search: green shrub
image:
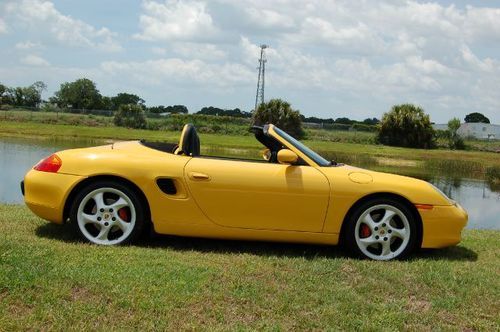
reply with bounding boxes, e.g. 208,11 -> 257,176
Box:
486,166 -> 500,191
114,104 -> 147,129
351,123 -> 377,132
253,99 -> 304,139
446,118 -> 465,150
324,123 -> 351,131
377,104 -> 435,149
40,103 -> 61,113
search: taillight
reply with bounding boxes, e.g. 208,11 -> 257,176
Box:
34,154 -> 62,173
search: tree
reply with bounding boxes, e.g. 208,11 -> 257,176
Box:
21,85 -> 43,107
335,117 -> 354,125
148,105 -> 167,114
446,118 -> 465,150
113,104 -> 147,129
253,99 -> 304,139
53,78 -> 102,109
0,83 -> 7,105
99,96 -> 114,110
32,81 -> 47,99
111,93 -> 145,110
377,104 -> 435,149
197,106 -> 225,116
464,112 -> 490,124
148,105 -> 189,114
165,105 -> 188,114
2,82 -> 45,107
197,106 -> 250,117
302,116 -> 335,124
363,117 -> 380,125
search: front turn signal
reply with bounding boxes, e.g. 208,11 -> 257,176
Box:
415,204 -> 434,210
34,154 -> 62,173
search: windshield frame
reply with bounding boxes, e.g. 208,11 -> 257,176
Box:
267,125 -> 331,167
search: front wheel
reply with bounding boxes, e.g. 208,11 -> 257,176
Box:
70,181 -> 145,245
344,198 -> 418,260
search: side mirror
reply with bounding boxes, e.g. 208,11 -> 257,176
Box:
277,149 -> 298,165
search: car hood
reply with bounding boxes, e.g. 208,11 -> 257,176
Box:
320,164 -> 452,206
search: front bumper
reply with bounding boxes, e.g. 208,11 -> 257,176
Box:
420,203 -> 468,248
23,169 -> 85,224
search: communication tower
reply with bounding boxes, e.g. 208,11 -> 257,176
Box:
254,44 -> 268,111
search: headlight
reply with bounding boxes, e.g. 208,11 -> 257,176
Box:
427,182 -> 454,204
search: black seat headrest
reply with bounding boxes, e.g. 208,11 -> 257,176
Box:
176,124 -> 200,157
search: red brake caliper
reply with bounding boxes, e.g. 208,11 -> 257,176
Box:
360,224 -> 371,238
118,208 -> 129,222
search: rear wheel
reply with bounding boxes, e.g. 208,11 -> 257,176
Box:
344,198 -> 418,260
70,181 -> 145,245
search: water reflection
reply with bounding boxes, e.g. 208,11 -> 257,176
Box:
429,177 -> 499,229
0,137 -> 95,203
1,137 -> 498,230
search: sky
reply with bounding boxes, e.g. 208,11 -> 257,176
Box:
0,0 -> 499,123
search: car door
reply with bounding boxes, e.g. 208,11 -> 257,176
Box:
184,157 -> 330,232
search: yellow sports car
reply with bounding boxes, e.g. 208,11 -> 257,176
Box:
22,124 -> 467,260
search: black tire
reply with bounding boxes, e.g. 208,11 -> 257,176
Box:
343,198 -> 418,260
69,180 -> 146,245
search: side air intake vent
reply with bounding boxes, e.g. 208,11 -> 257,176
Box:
156,178 -> 177,195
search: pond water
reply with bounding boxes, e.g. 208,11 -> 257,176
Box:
1,137 -> 498,230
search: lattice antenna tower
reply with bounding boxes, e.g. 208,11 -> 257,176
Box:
254,44 -> 268,111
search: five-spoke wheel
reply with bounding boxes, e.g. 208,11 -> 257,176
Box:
344,198 -> 418,260
70,181 -> 145,245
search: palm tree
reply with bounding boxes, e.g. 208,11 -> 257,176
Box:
253,99 -> 304,139
377,104 -> 435,148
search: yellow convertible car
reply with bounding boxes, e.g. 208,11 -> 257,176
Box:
22,124 -> 467,260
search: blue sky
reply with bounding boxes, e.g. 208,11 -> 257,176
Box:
1,0 -> 499,123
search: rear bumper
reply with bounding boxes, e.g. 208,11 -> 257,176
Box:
420,203 -> 468,248
23,170 -> 85,224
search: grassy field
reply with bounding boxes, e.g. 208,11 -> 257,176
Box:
2,108 -> 500,151
0,205 -> 499,330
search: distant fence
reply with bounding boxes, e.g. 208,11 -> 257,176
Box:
0,105 -> 115,117
303,121 -> 377,132
0,105 -> 187,119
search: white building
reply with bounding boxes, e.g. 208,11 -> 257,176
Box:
457,123 -> 500,140
432,123 -> 500,140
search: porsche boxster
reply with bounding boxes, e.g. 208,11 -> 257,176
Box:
22,124 -> 467,260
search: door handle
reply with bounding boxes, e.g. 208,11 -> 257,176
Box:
188,172 -> 210,181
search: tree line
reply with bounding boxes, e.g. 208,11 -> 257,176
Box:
1,78 -> 381,124
0,78 -> 249,117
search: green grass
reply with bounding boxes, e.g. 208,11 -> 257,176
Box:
3,108 -> 500,150
0,205 -> 499,330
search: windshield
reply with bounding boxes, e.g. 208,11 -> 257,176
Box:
273,127 -> 331,166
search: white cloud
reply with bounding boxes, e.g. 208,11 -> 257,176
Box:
464,6 -> 500,44
15,41 -> 42,50
5,0 -> 121,52
0,18 -> 7,34
135,0 -> 218,42
20,54 -> 50,66
172,43 -> 226,60
100,58 -> 254,90
244,7 -> 295,29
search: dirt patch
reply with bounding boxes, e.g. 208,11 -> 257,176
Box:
406,295 -> 431,313
377,157 -> 419,167
70,286 -> 93,302
8,301 -> 34,317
